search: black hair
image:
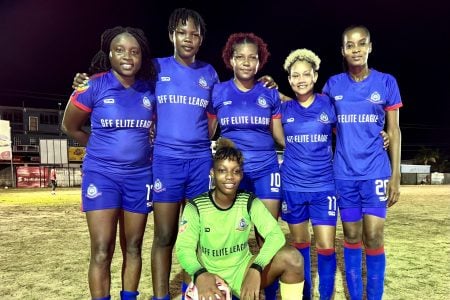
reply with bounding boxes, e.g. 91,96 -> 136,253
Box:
341,25 -> 371,72
168,8 -> 206,39
213,138 -> 244,167
89,26 -> 155,81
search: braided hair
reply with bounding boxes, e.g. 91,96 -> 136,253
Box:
89,26 -> 155,81
168,8 -> 206,38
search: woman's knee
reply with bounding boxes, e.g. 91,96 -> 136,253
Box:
363,230 -> 384,248
154,226 -> 178,247
277,246 -> 304,270
91,243 -> 114,265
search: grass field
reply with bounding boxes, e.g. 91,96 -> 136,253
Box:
0,185 -> 449,299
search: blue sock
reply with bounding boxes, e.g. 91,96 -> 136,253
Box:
152,295 -> 170,300
263,278 -> 279,300
120,290 -> 139,300
317,249 -> 336,300
344,242 -> 363,300
293,242 -> 311,299
366,247 -> 386,300
181,281 -> 189,300
92,296 -> 111,300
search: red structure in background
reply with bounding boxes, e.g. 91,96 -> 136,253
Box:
16,166 -> 49,188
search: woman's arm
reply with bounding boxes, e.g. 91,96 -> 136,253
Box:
61,102 -> 91,146
270,118 -> 285,148
386,109 -> 401,207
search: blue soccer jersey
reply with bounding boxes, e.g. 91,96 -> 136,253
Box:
280,94 -> 336,192
211,80 -> 281,174
322,69 -> 403,179
70,71 -> 155,174
152,56 -> 219,158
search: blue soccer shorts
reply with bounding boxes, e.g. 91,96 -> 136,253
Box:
239,163 -> 281,200
336,177 -> 390,222
152,155 -> 212,203
81,168 -> 153,214
281,190 -> 338,226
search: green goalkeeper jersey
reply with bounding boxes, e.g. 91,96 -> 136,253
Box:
175,190 -> 285,287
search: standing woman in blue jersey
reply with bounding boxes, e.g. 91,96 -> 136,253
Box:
280,49 -> 338,300
210,32 -> 284,227
209,33 -> 284,300
62,27 -> 155,300
150,9 -> 220,300
322,25 -> 402,300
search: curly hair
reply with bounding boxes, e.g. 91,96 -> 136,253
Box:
213,138 -> 244,167
168,8 -> 206,39
283,48 -> 321,74
89,26 -> 155,81
221,32 -> 270,71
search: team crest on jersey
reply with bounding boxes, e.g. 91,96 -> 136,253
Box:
257,96 -> 269,108
142,96 -> 152,109
161,76 -> 171,81
86,184 -> 102,199
367,91 -> 382,104
223,101 -> 232,106
334,95 -> 343,101
318,112 -> 330,123
178,219 -> 188,233
198,77 -> 209,89
236,218 -> 248,231
152,179 -> 166,193
287,117 -> 295,123
103,98 -> 115,104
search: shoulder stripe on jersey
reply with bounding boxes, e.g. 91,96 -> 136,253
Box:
385,103 -> 403,111
207,112 -> 217,119
70,95 -> 92,112
246,191 -> 257,215
272,113 -> 281,119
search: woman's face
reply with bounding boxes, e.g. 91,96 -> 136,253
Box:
230,43 -> 259,82
212,158 -> 243,198
341,27 -> 372,68
288,60 -> 317,97
170,17 -> 203,64
109,33 -> 142,79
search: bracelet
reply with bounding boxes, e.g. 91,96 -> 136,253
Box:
249,263 -> 263,274
193,268 -> 208,284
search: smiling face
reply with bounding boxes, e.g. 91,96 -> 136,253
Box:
109,32 -> 142,82
211,158 -> 243,200
230,42 -> 259,83
170,17 -> 203,65
341,27 -> 372,68
288,60 -> 317,98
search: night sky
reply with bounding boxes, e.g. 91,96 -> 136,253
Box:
1,0 -> 449,159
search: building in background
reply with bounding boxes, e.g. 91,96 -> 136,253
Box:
0,104 -> 85,187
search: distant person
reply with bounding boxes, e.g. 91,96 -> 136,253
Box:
322,25 -> 402,300
175,138 -> 304,300
62,26 -> 156,300
50,168 -> 57,195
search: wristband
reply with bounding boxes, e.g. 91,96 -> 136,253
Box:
249,263 -> 263,274
193,268 -> 208,284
